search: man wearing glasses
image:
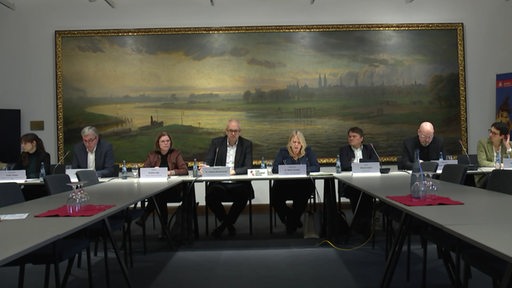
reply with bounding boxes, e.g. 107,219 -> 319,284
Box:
400,121 -> 446,170
201,119 -> 254,238
477,121 -> 512,168
72,126 -> 115,177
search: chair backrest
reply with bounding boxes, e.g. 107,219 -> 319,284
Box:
50,164 -> 66,175
420,161 -> 438,173
0,182 -> 25,207
439,164 -> 468,185
485,170 -> 512,195
44,174 -> 72,195
76,170 -> 100,187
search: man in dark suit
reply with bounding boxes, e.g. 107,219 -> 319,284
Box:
400,121 -> 446,170
339,127 -> 379,237
201,119 -> 254,238
71,126 -> 115,177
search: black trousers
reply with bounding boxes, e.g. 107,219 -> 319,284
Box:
205,182 -> 252,227
270,179 -> 315,230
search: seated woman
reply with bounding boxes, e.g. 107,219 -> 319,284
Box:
13,133 -> 50,179
137,131 -> 189,238
270,130 -> 320,234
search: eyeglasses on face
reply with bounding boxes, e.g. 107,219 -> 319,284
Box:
488,129 -> 500,136
226,129 -> 240,133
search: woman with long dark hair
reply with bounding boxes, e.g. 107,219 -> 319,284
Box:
14,133 -> 50,179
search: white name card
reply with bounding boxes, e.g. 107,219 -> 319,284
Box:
0,170 -> 26,181
435,159 -> 458,173
278,164 -> 307,176
140,167 -> 168,178
503,158 -> 512,169
351,162 -> 380,175
202,166 -> 231,178
248,169 -> 269,177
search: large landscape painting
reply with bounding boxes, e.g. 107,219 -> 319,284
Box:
55,23 -> 466,165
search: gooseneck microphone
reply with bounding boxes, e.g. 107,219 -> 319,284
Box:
53,150 -> 70,174
370,143 -> 391,174
369,143 -> 381,163
459,139 -> 472,165
213,147 -> 219,167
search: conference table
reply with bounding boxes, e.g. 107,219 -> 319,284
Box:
336,171 -> 512,288
0,177 -> 183,287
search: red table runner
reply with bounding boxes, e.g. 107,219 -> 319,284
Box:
387,195 -> 463,207
35,204 -> 115,217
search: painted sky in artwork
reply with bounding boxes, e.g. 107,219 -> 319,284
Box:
62,28 -> 458,98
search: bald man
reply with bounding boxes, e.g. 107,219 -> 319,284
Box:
400,121 -> 446,170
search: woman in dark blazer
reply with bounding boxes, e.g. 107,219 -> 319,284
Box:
271,130 -> 320,234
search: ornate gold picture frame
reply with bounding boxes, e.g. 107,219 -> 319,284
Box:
55,23 -> 466,164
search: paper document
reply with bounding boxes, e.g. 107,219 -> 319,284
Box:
0,213 -> 29,220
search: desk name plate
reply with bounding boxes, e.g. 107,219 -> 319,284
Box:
351,162 -> 380,174
0,170 -> 26,181
140,167 -> 168,178
503,158 -> 512,169
247,169 -> 269,177
202,166 -> 231,177
278,164 -> 307,176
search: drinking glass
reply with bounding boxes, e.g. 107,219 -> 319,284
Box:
266,161 -> 273,175
132,164 -> 139,178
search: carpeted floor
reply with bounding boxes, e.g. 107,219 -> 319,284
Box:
1,207 -> 491,288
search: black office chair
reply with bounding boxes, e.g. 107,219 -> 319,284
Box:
43,174 -> 73,195
420,161 -> 439,173
0,182 -> 25,207
439,164 -> 468,184
484,169 -> 512,194
75,170 -> 100,186
0,182 -> 92,288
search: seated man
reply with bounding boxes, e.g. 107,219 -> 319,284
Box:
400,121 -> 446,170
72,126 -> 116,177
339,127 -> 379,237
202,119 -> 254,238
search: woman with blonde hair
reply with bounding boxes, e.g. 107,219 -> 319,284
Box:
270,130 -> 320,234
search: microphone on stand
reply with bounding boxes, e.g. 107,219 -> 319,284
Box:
213,147 -> 219,167
53,150 -> 70,174
459,139 -> 476,170
369,143 -> 381,163
369,143 -> 390,174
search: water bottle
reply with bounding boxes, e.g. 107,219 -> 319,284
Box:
39,162 -> 46,180
260,156 -> 266,169
410,149 -> 425,199
121,160 -> 128,179
335,154 -> 342,174
495,151 -> 501,169
192,158 -> 198,177
439,152 -> 443,161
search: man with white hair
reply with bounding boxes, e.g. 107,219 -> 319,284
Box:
72,126 -> 115,177
400,121 -> 446,170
